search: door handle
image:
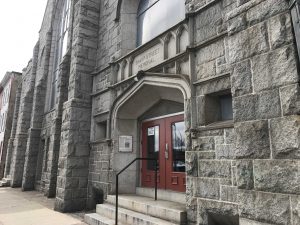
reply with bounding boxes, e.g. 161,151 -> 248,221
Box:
165,143 -> 169,159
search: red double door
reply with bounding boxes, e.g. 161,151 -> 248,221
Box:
141,114 -> 186,192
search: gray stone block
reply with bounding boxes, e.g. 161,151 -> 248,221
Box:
280,84 -> 300,116
252,45 -> 298,92
215,135 -> 224,145
268,12 -> 293,50
232,165 -> 237,186
291,196 -> 300,225
195,2 -> 222,43
198,151 -> 216,159
233,90 -> 281,122
196,60 -> 216,81
228,12 -> 248,35
196,75 -> 231,95
194,177 -> 220,200
216,144 -> 235,159
238,189 -> 291,225
186,151 -> 198,176
254,159 -> 300,194
235,121 -> 270,159
231,60 -> 253,97
270,116 -> 300,159
186,198 -> 197,223
198,160 -> 231,179
236,160 -> 254,189
220,185 -> 238,203
228,22 -> 269,63
196,39 -> 225,65
240,218 -> 274,225
196,95 -> 205,126
247,0 -> 289,27
195,137 -> 215,151
225,128 -> 235,144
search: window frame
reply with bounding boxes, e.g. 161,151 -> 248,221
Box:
50,0 -> 71,109
136,0 -> 185,46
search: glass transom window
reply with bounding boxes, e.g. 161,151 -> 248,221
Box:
137,0 -> 185,46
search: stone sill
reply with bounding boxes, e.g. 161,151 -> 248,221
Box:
91,87 -> 110,97
193,72 -> 230,86
198,120 -> 234,131
89,139 -> 112,145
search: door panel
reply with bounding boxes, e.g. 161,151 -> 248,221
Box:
165,115 -> 186,192
141,114 -> 186,192
141,119 -> 166,189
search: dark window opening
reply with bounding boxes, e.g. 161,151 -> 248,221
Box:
96,121 -> 107,140
208,213 -> 239,225
219,94 -> 233,121
205,92 -> 233,125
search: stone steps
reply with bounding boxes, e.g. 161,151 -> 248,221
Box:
84,213 -> 126,225
96,203 -> 179,225
106,195 -> 187,224
136,187 -> 185,203
0,178 -> 11,187
84,192 -> 187,225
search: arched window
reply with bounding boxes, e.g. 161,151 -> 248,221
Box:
137,0 -> 185,46
50,0 -> 71,108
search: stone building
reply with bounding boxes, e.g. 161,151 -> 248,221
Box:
1,0 -> 300,224
0,71 -> 21,180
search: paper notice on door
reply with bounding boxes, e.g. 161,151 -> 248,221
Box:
148,127 -> 155,136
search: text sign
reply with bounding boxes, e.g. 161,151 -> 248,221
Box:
132,44 -> 163,74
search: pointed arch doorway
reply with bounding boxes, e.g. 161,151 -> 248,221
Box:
110,73 -> 190,194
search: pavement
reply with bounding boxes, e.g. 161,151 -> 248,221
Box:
0,187 -> 90,225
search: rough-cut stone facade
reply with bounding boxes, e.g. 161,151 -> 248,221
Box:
2,0 -> 300,224
0,72 -> 21,179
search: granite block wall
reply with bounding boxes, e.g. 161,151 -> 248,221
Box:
185,0 -> 300,224
54,0 -> 101,212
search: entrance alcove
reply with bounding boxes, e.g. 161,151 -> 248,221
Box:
110,75 -> 190,194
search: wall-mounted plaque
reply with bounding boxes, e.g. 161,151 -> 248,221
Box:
132,43 -> 163,74
119,135 -> 133,152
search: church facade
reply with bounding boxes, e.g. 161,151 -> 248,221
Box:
2,0 -> 300,224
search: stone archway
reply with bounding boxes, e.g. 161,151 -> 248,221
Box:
109,72 -> 191,194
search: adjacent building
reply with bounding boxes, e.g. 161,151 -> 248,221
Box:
0,72 -> 21,179
1,0 -> 300,224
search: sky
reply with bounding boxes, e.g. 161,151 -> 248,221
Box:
0,0 -> 48,80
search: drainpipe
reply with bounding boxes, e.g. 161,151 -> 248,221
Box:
290,0 -> 300,62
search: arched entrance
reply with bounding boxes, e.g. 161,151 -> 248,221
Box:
110,73 -> 191,194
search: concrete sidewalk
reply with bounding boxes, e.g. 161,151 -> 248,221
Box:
0,187 -> 88,225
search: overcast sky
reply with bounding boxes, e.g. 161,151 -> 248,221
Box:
0,0 -> 48,80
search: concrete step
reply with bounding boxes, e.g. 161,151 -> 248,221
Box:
84,213 -> 124,225
0,178 -> 11,187
96,203 -> 179,225
106,195 -> 187,224
136,187 -> 185,203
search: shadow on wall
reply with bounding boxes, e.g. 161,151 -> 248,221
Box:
92,185 -> 104,205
